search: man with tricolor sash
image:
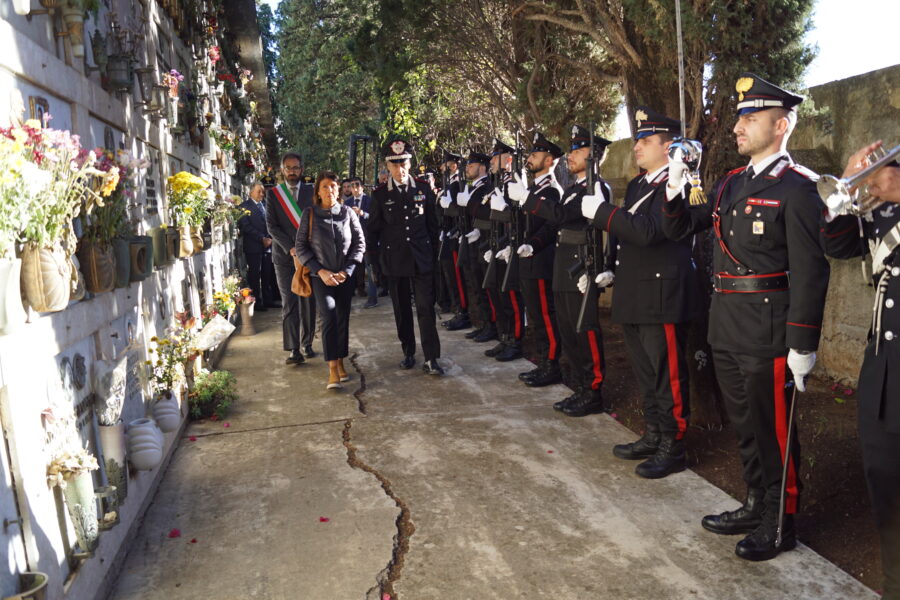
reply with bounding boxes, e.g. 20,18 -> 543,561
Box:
265,152 -> 318,364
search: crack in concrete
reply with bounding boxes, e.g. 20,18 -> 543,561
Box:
342,420 -> 414,600
182,418 -> 353,438
349,352 -> 368,415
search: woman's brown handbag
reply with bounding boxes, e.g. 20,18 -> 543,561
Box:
291,210 -> 314,297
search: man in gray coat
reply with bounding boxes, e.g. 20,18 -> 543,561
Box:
265,152 -> 317,363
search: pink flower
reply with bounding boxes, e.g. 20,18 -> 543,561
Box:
223,422 -> 230,428
168,528 -> 181,538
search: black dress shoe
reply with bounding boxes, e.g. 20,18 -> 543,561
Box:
465,325 -> 485,339
701,488 -> 765,535
285,349 -> 305,364
560,389 -> 604,415
735,511 -> 796,561
422,359 -> 444,376
518,362 -> 544,381
484,340 -> 506,357
635,435 -> 686,479
304,345 -> 317,359
494,341 -> 522,362
399,355 -> 416,369
443,313 -> 472,331
472,325 -> 498,343
378,288 -> 389,297
613,425 -> 661,460
524,362 -> 563,387
553,389 -> 581,412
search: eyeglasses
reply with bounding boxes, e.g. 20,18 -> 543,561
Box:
282,166 -> 302,172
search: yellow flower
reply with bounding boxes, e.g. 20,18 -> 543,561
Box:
100,167 -> 120,197
151,336 -> 158,342
184,206 -> 194,214
24,119 -> 41,129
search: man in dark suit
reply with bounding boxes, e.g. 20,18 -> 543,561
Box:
238,182 -> 277,311
265,152 -> 318,364
662,74 -> 830,561
368,137 -> 444,375
346,177 -> 376,302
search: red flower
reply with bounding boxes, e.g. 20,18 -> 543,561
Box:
168,528 -> 182,538
319,517 -> 330,523
189,436 -> 198,442
190,538 -> 198,544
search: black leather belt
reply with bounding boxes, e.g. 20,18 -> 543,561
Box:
558,228 -> 587,245
473,218 -> 492,231
714,272 -> 790,293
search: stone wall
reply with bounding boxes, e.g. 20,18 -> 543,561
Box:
596,64 -> 900,384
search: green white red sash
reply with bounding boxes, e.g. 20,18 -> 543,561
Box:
272,183 -> 303,228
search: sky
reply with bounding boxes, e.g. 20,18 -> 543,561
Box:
259,0 -> 897,139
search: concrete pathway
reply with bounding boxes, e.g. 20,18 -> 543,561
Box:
108,301 -> 877,600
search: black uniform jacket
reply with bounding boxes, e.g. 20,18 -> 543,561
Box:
368,175 -> 440,277
518,173 -> 562,280
825,203 -> 900,429
465,176 -> 495,257
662,154 -> 830,356
265,183 -> 314,260
591,169 -> 699,325
524,177 -> 610,294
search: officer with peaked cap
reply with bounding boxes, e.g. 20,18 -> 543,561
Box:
661,73 -> 829,560
507,132 -> 564,388
459,151 -> 498,343
437,150 -> 472,331
524,125 -> 612,413
581,110 -> 698,475
368,137 -> 444,375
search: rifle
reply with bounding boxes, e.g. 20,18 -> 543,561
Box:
455,182 -> 469,268
500,132 -> 522,292
575,123 -> 602,333
482,147 -> 503,289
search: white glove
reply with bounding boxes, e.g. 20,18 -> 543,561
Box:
595,270 -> 615,287
516,244 -> 534,258
507,172 -> 529,204
580,181 -> 607,219
457,185 -> 471,207
577,273 -> 590,294
448,230 -> 460,240
439,231 -> 446,241
439,190 -> 452,209
787,349 -> 816,392
483,250 -> 493,263
465,228 -> 481,243
667,158 -> 688,190
496,246 -> 511,262
489,189 -> 507,212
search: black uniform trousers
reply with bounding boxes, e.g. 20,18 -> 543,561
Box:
485,262 -> 523,341
859,341 -> 900,600
621,323 -> 690,438
713,349 -> 801,513
311,276 -> 353,361
439,243 -> 468,315
555,290 -> 604,392
521,277 -> 560,361
244,251 -> 275,307
464,255 -> 493,326
388,270 -> 441,361
273,252 -> 317,351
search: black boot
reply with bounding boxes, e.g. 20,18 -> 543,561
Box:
494,339 -> 522,362
560,388 -> 604,416
473,323 -> 498,343
735,509 -> 796,561
525,360 -> 563,387
553,387 -> 581,412
443,312 -> 472,331
613,423 -> 660,460
518,361 -> 544,381
484,337 -> 507,357
465,324 -> 485,339
635,434 -> 686,479
701,487 -> 765,535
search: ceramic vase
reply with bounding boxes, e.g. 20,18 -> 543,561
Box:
152,393 -> 181,433
126,418 -> 163,470
61,471 -> 99,553
98,422 -> 127,505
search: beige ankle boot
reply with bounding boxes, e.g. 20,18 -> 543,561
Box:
337,358 -> 350,382
327,360 -> 342,389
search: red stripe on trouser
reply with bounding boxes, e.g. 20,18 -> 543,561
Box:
509,291 -> 522,339
486,292 -> 496,322
452,251 -> 467,309
774,356 -> 798,514
586,330 -> 603,390
537,279 -> 558,360
663,324 -> 687,439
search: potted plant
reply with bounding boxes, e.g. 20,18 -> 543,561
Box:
77,149 -> 122,293
93,355 -> 128,506
47,446 -> 100,553
236,287 -> 255,336
166,171 -> 211,258
188,369 -> 237,420
146,316 -> 197,433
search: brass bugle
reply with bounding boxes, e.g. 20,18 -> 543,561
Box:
818,144 -> 900,216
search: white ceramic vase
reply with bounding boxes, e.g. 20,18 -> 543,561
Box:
61,471 -> 99,552
98,422 -> 127,505
126,418 -> 164,470
152,393 -> 181,433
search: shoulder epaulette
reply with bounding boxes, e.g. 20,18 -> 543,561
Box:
789,164 -> 819,181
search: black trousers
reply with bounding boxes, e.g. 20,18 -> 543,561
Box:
621,322 -> 690,438
858,342 -> 900,599
244,251 -> 276,306
273,252 -> 317,351
463,256 -> 492,326
311,276 -> 353,361
556,290 -> 605,392
713,349 -> 801,513
441,249 -> 468,315
521,277 -> 560,361
388,271 -> 441,361
487,263 -> 523,340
